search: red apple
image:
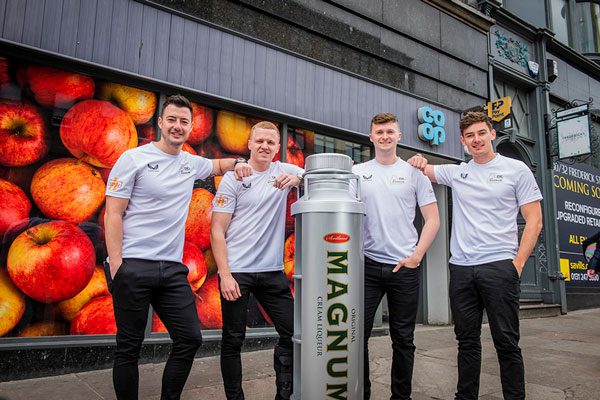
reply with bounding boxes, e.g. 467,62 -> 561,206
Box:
0,269 -> 26,336
0,57 -> 10,87
284,233 -> 295,282
0,101 -> 49,167
0,178 -> 31,236
97,167 -> 112,183
197,141 -> 224,158
31,158 -> 106,223
58,266 -> 109,322
274,135 -> 305,167
183,241 -> 208,292
18,64 -> 94,108
285,190 -> 297,233
286,135 -> 305,167
185,188 -> 214,251
7,221 -> 96,303
203,248 -> 218,276
182,142 -> 197,155
152,310 -> 168,333
196,274 -> 222,329
216,111 -> 251,155
96,82 -> 157,125
187,103 -> 214,145
70,295 -> 117,335
138,124 -> 157,141
60,99 -> 138,168
18,321 -> 68,337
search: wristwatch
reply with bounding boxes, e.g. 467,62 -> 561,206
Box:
233,157 -> 247,167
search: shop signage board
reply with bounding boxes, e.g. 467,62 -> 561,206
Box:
556,104 -> 591,159
553,161 -> 600,286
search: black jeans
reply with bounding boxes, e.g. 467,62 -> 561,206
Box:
363,257 -> 420,400
449,259 -> 524,400
104,258 -> 203,400
220,271 -> 294,400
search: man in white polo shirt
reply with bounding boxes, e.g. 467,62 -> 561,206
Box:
352,112 -> 440,400
408,111 -> 543,400
211,121 -> 303,400
104,94 -> 252,400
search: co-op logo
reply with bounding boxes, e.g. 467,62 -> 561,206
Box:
417,106 -> 446,146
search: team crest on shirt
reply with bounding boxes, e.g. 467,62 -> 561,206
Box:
267,175 -> 276,184
147,163 -> 159,172
179,162 -> 191,175
242,182 -> 252,189
391,175 -> 405,184
488,173 -> 504,183
362,174 -> 373,182
108,177 -> 124,192
215,194 -> 228,207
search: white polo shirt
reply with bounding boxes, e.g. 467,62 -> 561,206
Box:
106,143 -> 213,262
434,154 -> 542,266
212,161 -> 303,273
352,158 -> 437,264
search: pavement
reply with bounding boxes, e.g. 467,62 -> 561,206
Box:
1,308 -> 600,400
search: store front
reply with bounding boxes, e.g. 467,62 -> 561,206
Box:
0,0 -> 487,380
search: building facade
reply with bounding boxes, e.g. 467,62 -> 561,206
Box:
7,0 -> 583,380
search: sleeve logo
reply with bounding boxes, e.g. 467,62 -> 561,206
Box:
215,194 -> 228,207
108,177 -> 124,191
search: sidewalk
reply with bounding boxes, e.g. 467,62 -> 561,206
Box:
2,308 -> 600,399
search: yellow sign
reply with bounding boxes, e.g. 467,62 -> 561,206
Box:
485,97 -> 512,122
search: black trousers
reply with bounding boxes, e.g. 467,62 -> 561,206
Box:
449,259 -> 524,400
104,258 -> 203,400
219,271 -> 294,400
363,257 -> 421,400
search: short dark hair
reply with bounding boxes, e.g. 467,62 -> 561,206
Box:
371,112 -> 398,127
459,111 -> 493,134
162,94 -> 193,117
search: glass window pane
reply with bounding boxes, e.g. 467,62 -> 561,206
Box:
576,2 -> 600,54
550,0 -> 570,44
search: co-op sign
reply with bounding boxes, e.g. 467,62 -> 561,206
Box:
417,106 -> 446,146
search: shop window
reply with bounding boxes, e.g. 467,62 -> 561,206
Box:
0,55 -> 162,338
576,1 -> 600,55
550,0 -> 571,45
493,79 -> 532,139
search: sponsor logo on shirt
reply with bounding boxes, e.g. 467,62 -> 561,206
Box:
242,182 -> 252,189
391,175 -> 405,184
108,177 -> 124,192
488,173 -> 504,183
179,162 -> 191,175
460,173 -> 468,179
362,174 -> 373,182
215,194 -> 228,207
147,163 -> 159,172
267,175 -> 276,184
323,233 -> 350,243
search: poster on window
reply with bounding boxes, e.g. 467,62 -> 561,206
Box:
553,161 -> 600,286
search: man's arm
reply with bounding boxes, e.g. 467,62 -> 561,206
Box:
104,196 -> 130,278
210,211 -> 241,301
273,173 -> 302,190
211,158 -> 253,181
407,154 -> 437,183
513,200 -> 543,276
393,202 -> 440,272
